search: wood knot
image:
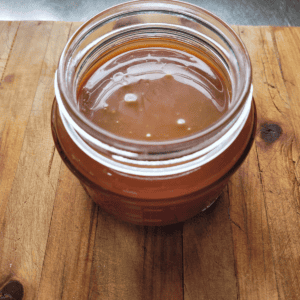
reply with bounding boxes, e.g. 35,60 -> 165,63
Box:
0,280 -> 24,300
3,75 -> 15,83
260,123 -> 282,144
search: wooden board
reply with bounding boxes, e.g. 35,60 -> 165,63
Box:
1,22 -> 300,300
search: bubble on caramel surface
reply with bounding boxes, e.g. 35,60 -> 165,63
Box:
177,119 -> 186,125
124,93 -> 138,103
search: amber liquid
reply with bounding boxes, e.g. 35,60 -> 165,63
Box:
77,44 -> 231,141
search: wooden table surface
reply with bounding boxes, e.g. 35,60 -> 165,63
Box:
0,21 -> 300,300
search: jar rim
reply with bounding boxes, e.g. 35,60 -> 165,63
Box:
55,0 -> 252,156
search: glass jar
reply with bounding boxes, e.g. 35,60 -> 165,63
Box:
52,0 -> 256,226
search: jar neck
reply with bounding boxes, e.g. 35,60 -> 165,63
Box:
55,70 -> 252,176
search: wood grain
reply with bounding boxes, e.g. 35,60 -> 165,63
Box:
237,25 -> 300,300
228,146 -> 278,300
0,22 -> 20,79
36,22 -> 100,300
89,210 -> 183,300
0,21 -> 20,229
37,163 -> 98,300
183,190 -> 239,300
226,26 -> 280,300
1,22 -> 300,300
265,26 -> 300,300
0,22 -> 54,295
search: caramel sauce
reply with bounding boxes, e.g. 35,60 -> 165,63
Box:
77,45 -> 231,141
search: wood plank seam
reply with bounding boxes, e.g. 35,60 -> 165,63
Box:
1,21 -> 55,217
87,205 -> 99,300
35,21 -> 77,299
141,227 -> 148,295
227,186 -> 241,300
181,228 -> 184,300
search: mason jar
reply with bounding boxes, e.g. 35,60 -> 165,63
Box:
52,0 -> 256,226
